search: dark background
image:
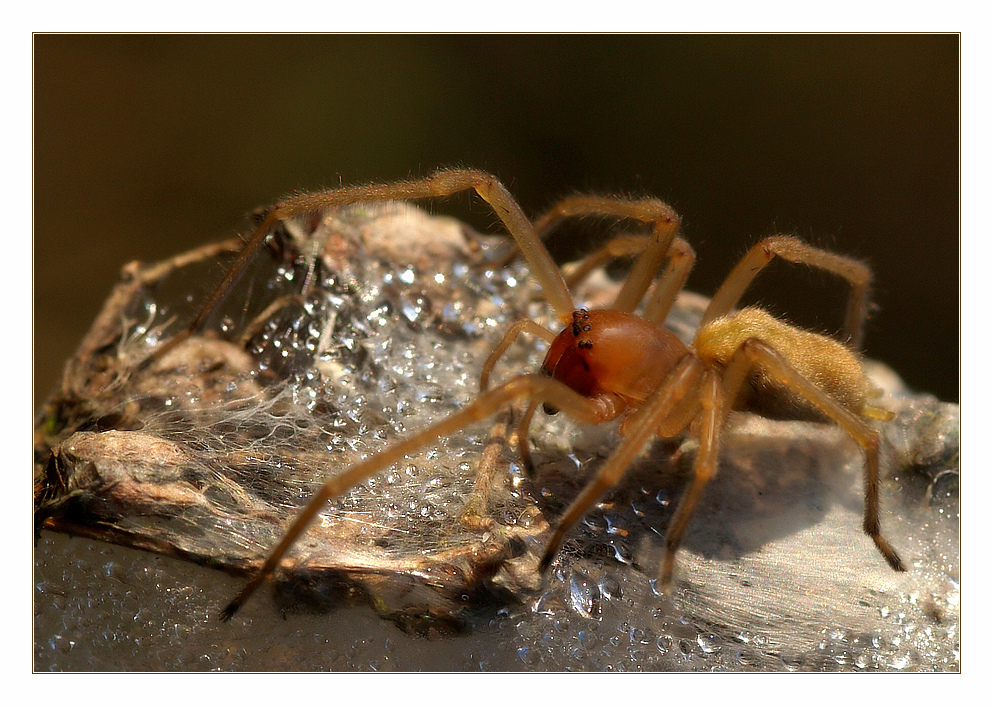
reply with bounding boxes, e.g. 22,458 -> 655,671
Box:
34,35 -> 959,409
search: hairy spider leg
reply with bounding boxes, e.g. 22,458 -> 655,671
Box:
148,169 -> 575,367
701,235 -> 873,350
513,400 -> 542,476
641,236 -> 697,325
479,320 -> 557,392
220,373 -> 627,621
460,418 -> 515,532
658,370 -> 723,587
556,234 -> 696,326
531,194 -> 682,314
715,338 -> 907,573
538,355 -> 705,573
560,234 -> 651,288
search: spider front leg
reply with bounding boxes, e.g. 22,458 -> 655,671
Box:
148,169 -> 576,367
701,235 -> 873,349
538,355 -> 706,574
219,373 -> 622,621
532,194 -> 682,314
479,319 -> 556,391
557,234 -> 696,326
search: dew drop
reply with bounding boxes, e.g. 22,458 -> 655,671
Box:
567,571 -> 602,619
517,646 -> 540,666
697,633 -> 720,654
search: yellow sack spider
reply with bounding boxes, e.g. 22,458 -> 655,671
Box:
136,169 -> 905,620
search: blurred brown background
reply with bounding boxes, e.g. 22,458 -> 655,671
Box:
34,35 -> 959,409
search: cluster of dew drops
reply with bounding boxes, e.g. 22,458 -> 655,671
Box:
215,238 -> 542,536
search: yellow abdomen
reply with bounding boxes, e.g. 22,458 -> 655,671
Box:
694,307 -> 870,420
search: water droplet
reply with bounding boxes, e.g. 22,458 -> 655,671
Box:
649,579 -> 672,598
599,575 -> 621,599
889,652 -> 912,670
517,646 -> 540,666
629,627 -> 649,645
781,653 -> 805,671
603,514 -> 627,536
610,541 -> 634,566
567,571 -> 601,619
656,635 -> 673,654
697,633 -> 720,654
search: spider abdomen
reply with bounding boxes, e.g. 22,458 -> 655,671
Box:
694,306 -> 870,420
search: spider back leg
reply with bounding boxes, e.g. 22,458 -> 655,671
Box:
708,335 -> 906,573
701,235 -> 873,349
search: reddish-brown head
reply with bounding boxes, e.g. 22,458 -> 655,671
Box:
541,309 -> 688,412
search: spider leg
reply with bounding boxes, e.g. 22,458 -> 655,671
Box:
460,417 -> 514,532
658,370 -> 723,587
234,293 -> 305,349
538,355 -> 705,574
219,373 -> 619,621
718,337 -> 906,573
641,235 -> 696,325
701,235 -> 873,349
556,233 -> 696,327
514,400 -> 541,476
561,234 -> 652,289
479,319 -> 556,391
148,170 -> 575,368
532,194 -> 682,313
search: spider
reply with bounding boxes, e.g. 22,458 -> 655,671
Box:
140,169 -> 906,620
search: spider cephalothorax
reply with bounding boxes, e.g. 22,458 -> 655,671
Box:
540,308 -> 688,419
